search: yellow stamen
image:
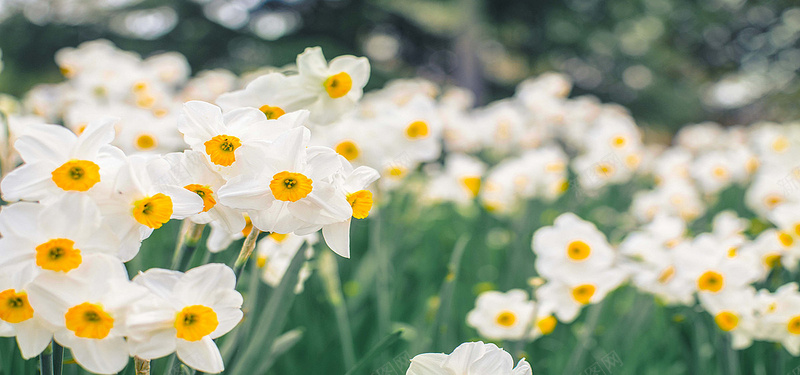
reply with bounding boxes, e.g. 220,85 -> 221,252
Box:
779,232 -> 794,247
204,135 -> 241,166
51,160 -> 101,192
566,240 -> 591,261
36,238 -> 82,272
270,171 -> 313,202
715,311 -> 739,332
65,302 -> 114,339
765,194 -> 784,209
259,105 -> 286,120
335,140 -> 360,161
135,134 -> 157,151
347,190 -> 373,219
405,121 -> 430,139
788,316 -> 800,334
572,284 -> 596,304
175,305 -> 218,341
132,193 -> 173,229
537,316 -> 557,335
495,311 -> 517,327
184,184 -> 216,212
697,270 -> 724,293
323,72 -> 353,99
461,176 -> 481,198
657,266 -> 675,284
0,289 -> 34,323
765,254 -> 782,269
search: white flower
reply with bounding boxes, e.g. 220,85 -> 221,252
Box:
126,264 -> 244,374
466,289 -> 535,341
532,213 -> 616,280
0,275 -> 55,359
26,255 -> 148,374
1,119 -> 125,202
217,126 -> 351,234
0,195 -> 119,286
290,47 -> 370,124
159,151 -> 246,234
407,341 -> 531,375
96,155 -> 203,260
216,72 -> 309,119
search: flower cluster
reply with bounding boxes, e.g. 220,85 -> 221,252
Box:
0,41 -> 379,373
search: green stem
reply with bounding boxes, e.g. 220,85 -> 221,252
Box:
232,228 -> 262,283
171,222 -> 206,271
52,342 -> 63,375
319,251 -> 357,370
371,211 -> 391,338
564,302 -> 603,374
39,342 -> 53,375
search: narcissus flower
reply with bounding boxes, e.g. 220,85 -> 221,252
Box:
316,158 -> 379,258
0,119 -> 124,202
126,264 -> 243,373
177,100 -> 307,171
0,195 -> 119,286
218,126 -> 351,234
26,255 -> 148,375
96,155 -> 203,260
406,341 -> 532,375
289,47 -> 370,124
0,275 -> 55,359
532,213 -> 616,280
160,151 -> 246,234
466,289 -> 535,341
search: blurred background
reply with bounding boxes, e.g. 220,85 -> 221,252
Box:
1,0 -> 800,135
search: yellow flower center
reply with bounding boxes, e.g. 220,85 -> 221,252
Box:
611,136 -> 626,148
204,135 -> 242,166
712,166 -> 728,179
595,163 -> 614,177
495,311 -> 517,327
764,254 -> 782,269
135,134 -> 158,151
270,171 -> 313,202
0,289 -> 34,323
270,233 -> 289,242
779,232 -> 794,247
765,194 -> 784,209
566,240 -> 591,261
259,105 -> 286,120
388,166 -> 406,178
153,108 -> 169,118
572,284 -> 596,304
132,193 -> 174,229
715,311 -> 739,332
461,176 -> 481,198
405,121 -> 430,139
184,184 -> 216,212
323,72 -> 353,99
537,316 -> 557,335
727,247 -> 738,258
657,266 -> 676,284
132,81 -> 148,93
347,190 -> 373,219
60,65 -> 76,78
136,94 -> 156,108
65,302 -> 114,339
51,160 -> 101,192
773,136 -> 789,152
175,305 -> 218,342
35,238 -> 82,273
335,140 -> 360,161
788,316 -> 800,335
697,270 -> 724,293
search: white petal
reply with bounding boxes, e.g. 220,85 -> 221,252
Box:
176,336 -> 224,373
68,336 -> 130,375
0,163 -> 54,201
322,220 -> 351,258
73,118 -> 117,159
14,124 -> 74,163
173,264 -> 237,306
14,319 -> 53,359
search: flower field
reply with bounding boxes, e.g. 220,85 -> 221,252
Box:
1,5 -> 800,375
